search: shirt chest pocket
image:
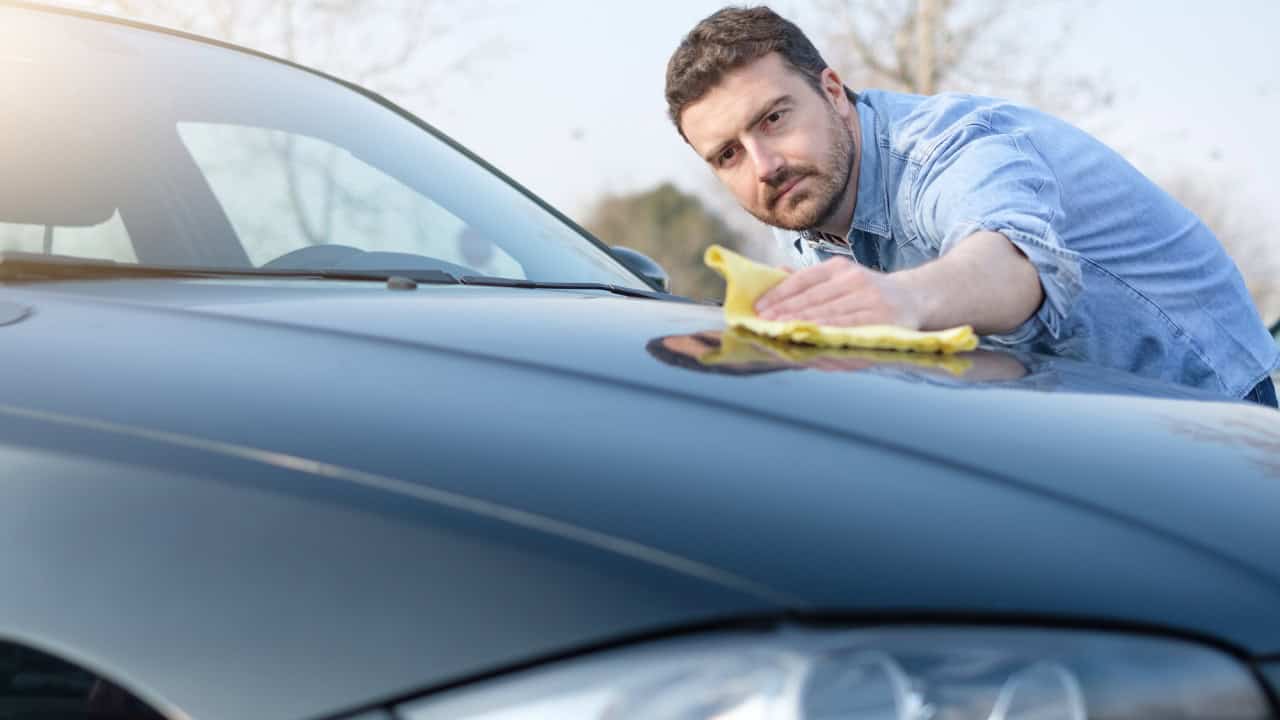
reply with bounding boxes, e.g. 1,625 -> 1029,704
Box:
880,180 -> 935,271
893,162 -> 932,252
880,238 -> 934,271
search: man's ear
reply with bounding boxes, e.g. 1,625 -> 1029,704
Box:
820,67 -> 851,118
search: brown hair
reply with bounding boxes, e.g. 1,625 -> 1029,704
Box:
665,6 -> 852,139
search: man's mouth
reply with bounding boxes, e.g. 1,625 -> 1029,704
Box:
771,175 -> 806,207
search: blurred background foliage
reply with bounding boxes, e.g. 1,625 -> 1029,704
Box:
583,183 -> 745,301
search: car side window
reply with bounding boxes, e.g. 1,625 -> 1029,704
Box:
176,123 -> 525,277
0,212 -> 137,263
0,638 -> 166,719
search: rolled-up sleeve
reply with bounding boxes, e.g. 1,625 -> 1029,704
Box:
913,125 -> 1081,343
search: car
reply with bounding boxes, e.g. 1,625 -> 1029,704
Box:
2,3 -> 1280,720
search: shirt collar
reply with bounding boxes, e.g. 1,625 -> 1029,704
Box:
848,96 -> 891,239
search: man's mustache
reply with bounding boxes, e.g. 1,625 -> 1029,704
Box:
763,166 -> 818,208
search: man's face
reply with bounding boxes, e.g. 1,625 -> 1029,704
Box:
680,53 -> 855,231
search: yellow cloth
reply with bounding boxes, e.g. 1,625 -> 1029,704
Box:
704,244 -> 978,355
700,327 -> 974,376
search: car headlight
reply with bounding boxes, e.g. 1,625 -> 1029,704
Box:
397,626 -> 1272,720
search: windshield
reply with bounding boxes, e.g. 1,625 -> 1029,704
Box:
0,7 -> 648,289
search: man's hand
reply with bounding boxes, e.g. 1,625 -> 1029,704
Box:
754,256 -> 925,329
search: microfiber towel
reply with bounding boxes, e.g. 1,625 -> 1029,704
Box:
704,244 -> 978,354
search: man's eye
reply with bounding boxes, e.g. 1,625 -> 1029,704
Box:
764,110 -> 786,128
718,147 -> 737,166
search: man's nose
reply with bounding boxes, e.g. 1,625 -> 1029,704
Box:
745,139 -> 783,182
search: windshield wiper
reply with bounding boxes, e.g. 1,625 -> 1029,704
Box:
459,275 -> 689,301
0,253 -> 459,285
0,254 -> 695,301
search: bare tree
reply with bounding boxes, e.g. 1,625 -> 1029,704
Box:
813,0 -> 1112,121
72,0 -> 499,248
72,0 -> 494,98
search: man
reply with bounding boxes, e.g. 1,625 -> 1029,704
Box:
665,6 -> 1279,406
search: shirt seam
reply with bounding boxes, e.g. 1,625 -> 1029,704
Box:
914,112 -> 994,168
1013,133 -> 1052,196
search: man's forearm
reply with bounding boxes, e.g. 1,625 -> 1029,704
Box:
898,231 -> 1044,335
754,230 -> 1043,332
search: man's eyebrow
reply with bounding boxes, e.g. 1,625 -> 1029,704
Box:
702,94 -> 794,164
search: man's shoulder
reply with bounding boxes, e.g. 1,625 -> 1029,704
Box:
864,90 -> 1047,160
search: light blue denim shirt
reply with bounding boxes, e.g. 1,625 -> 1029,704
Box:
775,89 -> 1279,399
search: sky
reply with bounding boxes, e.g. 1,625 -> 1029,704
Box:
406,0 -> 1280,246
417,0 -> 742,215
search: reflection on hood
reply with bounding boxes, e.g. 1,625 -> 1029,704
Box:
701,326 -> 975,377
649,327 -> 1231,403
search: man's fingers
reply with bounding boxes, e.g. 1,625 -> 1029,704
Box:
758,276 -> 854,319
764,282 -> 879,323
755,258 -> 852,314
756,267 -> 829,313
774,288 -> 896,325
750,259 -> 920,329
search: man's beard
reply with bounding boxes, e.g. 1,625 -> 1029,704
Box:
750,109 -> 856,231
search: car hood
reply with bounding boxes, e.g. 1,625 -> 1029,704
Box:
3,280 -> 1280,665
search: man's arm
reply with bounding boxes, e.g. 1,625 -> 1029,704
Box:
755,230 -> 1043,334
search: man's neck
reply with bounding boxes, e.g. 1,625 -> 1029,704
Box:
812,105 -> 861,238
